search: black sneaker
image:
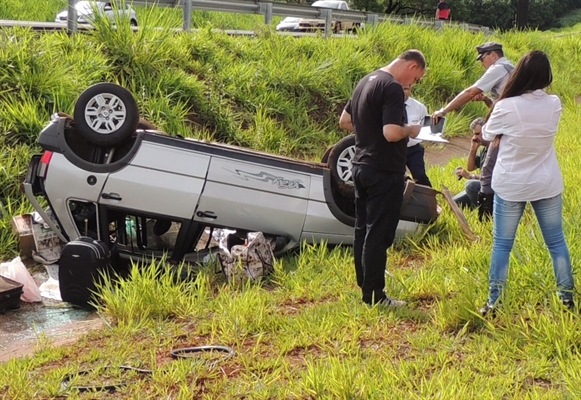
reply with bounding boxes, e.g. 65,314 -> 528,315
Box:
478,302 -> 495,317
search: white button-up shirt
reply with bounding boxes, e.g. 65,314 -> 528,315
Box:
482,89 -> 563,202
405,97 -> 428,147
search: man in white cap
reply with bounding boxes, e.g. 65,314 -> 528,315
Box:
431,42 -> 514,120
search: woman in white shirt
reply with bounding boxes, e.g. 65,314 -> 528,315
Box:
479,50 -> 574,316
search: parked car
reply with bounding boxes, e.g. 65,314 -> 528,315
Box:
55,1 -> 138,26
276,17 -> 301,32
23,83 -> 438,268
297,0 -> 361,33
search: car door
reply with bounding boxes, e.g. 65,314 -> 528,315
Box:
194,154 -> 310,243
99,140 -> 210,220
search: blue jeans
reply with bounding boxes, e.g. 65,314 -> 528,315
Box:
487,194 -> 574,305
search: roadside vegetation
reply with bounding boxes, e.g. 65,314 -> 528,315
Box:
2,3 -> 581,398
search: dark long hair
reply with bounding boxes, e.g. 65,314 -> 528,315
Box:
486,50 -> 553,122
497,50 -> 553,101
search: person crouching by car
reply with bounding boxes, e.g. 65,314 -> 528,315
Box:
453,117 -> 488,208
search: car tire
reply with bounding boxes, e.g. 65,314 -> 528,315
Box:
328,134 -> 355,198
73,83 -> 139,147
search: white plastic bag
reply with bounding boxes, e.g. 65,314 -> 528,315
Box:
0,256 -> 42,302
39,278 -> 62,301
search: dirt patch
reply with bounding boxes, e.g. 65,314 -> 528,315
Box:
424,136 -> 472,166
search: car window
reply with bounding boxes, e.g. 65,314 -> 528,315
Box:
77,1 -> 100,12
107,210 -> 182,254
68,200 -> 99,239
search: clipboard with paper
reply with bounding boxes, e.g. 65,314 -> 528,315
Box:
415,116 -> 449,143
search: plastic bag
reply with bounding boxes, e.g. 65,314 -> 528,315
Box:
39,278 -> 62,301
0,256 -> 42,302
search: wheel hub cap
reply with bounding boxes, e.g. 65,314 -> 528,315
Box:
84,93 -> 127,134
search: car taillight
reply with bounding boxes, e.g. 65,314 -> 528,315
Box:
38,151 -> 53,178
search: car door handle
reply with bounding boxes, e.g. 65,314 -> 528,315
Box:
101,192 -> 122,201
196,211 -> 217,220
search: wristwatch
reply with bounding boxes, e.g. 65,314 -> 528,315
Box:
438,107 -> 447,115
470,174 -> 476,179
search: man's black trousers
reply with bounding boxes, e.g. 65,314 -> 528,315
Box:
352,164 -> 404,304
406,143 -> 432,187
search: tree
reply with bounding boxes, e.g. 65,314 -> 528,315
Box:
350,0 -> 385,12
344,0 -> 581,29
516,0 -> 529,28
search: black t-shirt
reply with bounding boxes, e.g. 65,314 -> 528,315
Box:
345,69 -> 407,173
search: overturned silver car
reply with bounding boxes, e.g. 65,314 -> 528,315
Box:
23,83 -> 439,265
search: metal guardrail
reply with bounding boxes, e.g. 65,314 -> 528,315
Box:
0,0 -> 491,37
131,0 -> 491,36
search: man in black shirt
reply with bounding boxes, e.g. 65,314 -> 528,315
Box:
339,49 -> 426,307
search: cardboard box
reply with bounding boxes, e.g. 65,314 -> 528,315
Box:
11,214 -> 35,258
11,213 -> 63,262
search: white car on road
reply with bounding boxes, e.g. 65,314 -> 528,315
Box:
55,1 -> 138,26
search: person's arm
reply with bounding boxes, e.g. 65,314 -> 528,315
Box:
482,101 -> 506,142
472,92 -> 493,107
383,124 -> 420,142
454,166 -> 479,180
466,140 -> 481,171
432,86 -> 483,123
339,109 -> 354,132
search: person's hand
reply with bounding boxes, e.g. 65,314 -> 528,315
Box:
454,166 -> 470,180
477,191 -> 493,221
470,135 -> 482,149
472,93 -> 492,107
407,124 -> 421,139
431,108 -> 446,125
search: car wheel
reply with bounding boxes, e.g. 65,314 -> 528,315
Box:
73,83 -> 139,147
328,134 -> 355,197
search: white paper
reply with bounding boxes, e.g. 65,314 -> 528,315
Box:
416,126 -> 449,143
